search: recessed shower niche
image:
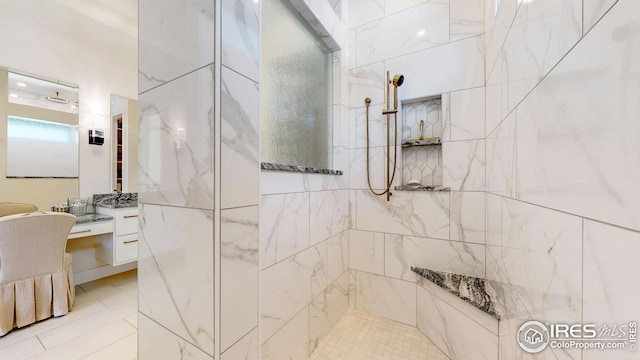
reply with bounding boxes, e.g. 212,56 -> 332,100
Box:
396,96 -> 448,191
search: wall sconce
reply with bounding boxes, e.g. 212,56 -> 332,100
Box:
89,129 -> 104,145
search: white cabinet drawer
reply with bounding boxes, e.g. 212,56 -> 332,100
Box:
114,233 -> 138,265
68,221 -> 113,239
115,209 -> 138,236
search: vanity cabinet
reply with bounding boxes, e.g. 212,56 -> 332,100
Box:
96,207 -> 139,266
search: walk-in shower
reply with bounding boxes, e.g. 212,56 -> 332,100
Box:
364,71 -> 404,201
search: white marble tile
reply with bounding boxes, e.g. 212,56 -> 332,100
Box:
309,190 -> 349,245
354,102 -> 392,149
485,193 -> 502,247
487,245 -> 582,358
303,0 -> 348,50
349,62 -> 385,108
349,146 -> 402,191
487,200 -> 583,360
81,333 -> 137,360
138,66 -> 214,209
500,197 -> 582,252
221,66 -> 259,209
349,189 -> 357,229
221,327 -> 258,360
339,104 -> 350,150
327,231 -> 349,284
450,191 -> 485,244
221,0 -> 260,82
138,204 -> 214,355
385,35 -> 485,102
501,0 -> 583,113
139,315 -> 212,360
221,206 -> 259,352
260,171 -> 309,195
486,111 -> 516,197
348,0 -> 384,29
0,336 -> 44,359
385,234 -> 485,281
37,298 -> 137,349
0,299 -> 106,350
348,229 -> 385,275
515,0 -> 640,231
260,309 -> 308,360
260,245 -> 326,341
139,0 -> 214,93
583,220 -> 640,333
355,1 -> 449,67
484,70 -> 502,134
356,189 -> 450,239
417,284 -> 498,360
441,92 -> 451,142
259,193 -> 309,269
311,241 -> 329,298
450,87 -> 485,141
583,0 -> 618,34
355,271 -> 416,326
484,0 -> 517,80
29,321 -> 136,360
309,273 -> 349,355
417,277 -> 498,335
348,270 -> 356,308
450,0 -> 484,41
384,0 -> 427,15
442,139 -> 486,191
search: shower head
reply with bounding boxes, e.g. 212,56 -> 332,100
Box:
392,74 -> 404,87
390,74 -> 404,109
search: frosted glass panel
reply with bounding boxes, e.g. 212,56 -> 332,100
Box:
261,0 -> 332,169
6,116 -> 79,177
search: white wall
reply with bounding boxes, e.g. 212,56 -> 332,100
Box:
0,0 -> 137,201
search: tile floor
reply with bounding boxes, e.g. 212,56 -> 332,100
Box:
0,270 -> 138,360
1,271 -> 448,360
309,308 -> 450,360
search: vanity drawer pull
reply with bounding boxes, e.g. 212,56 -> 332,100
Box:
70,229 -> 91,235
123,215 -> 138,219
123,239 -> 138,244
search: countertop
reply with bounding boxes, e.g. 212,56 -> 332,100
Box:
74,213 -> 113,224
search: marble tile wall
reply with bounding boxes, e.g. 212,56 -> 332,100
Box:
350,2 -> 638,360
347,0 -> 488,336
482,1 -> 640,359
139,0 -> 260,358
258,1 -> 351,358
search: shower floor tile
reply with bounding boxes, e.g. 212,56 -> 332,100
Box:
309,308 -> 449,360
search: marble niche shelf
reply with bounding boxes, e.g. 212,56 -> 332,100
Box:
393,184 -> 450,192
401,137 -> 442,148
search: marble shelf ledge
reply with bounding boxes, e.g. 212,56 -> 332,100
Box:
261,162 -> 343,175
394,185 -> 450,192
411,267 -> 500,319
401,138 -> 442,147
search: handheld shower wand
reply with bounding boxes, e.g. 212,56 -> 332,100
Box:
365,72 -> 405,201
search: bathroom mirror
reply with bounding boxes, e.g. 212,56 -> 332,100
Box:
110,94 -> 138,193
0,68 -> 80,209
